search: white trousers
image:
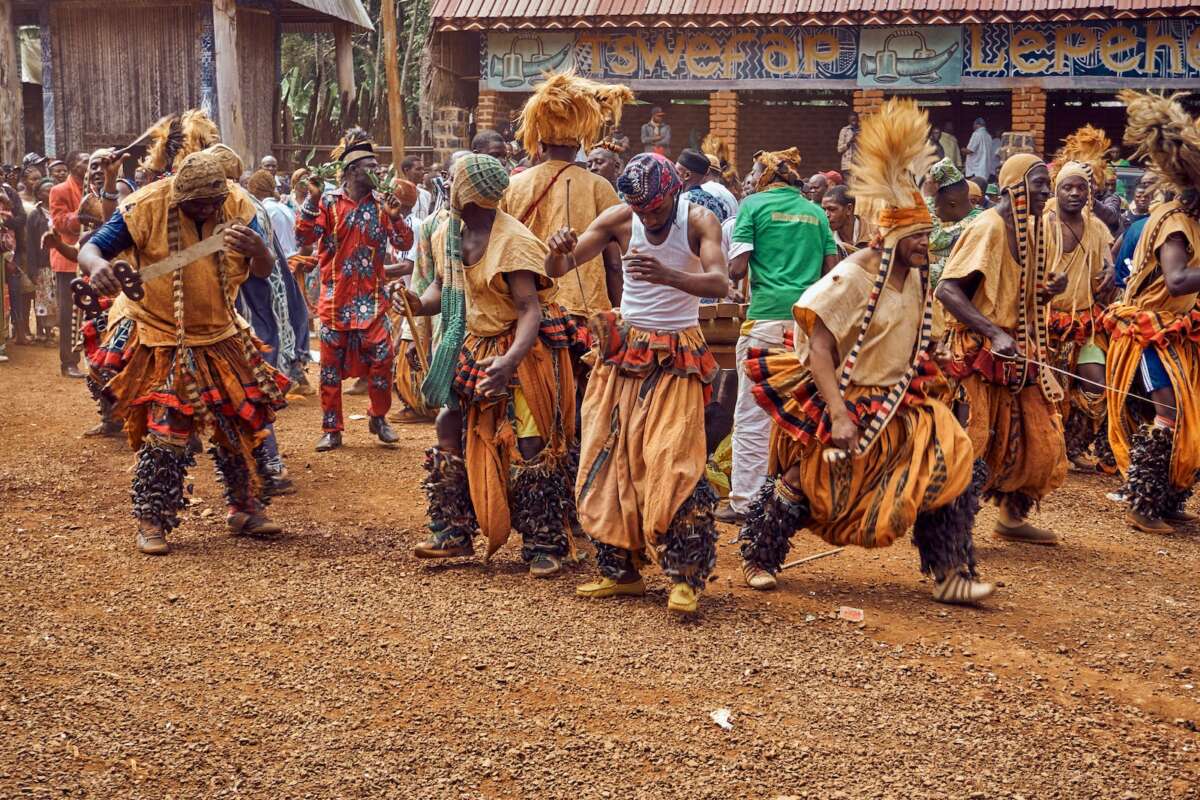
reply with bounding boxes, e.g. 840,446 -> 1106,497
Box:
729,320 -> 789,514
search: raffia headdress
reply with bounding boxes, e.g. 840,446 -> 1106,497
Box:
849,98 -> 936,246
1119,90 -> 1200,198
1050,125 -> 1110,190
140,109 -> 220,175
516,72 -> 634,157
832,98 -> 937,459
701,133 -> 738,182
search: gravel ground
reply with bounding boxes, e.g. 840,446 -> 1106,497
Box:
1,344 -> 1198,799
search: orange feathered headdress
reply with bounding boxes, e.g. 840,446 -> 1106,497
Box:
140,109 -> 220,175
848,98 -> 937,244
1051,125 -> 1110,191
516,71 -> 634,157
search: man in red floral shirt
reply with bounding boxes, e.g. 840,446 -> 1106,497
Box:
296,137 -> 413,451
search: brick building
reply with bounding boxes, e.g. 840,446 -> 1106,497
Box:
427,0 -> 1199,174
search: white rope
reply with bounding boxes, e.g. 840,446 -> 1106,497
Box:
985,348 -> 1178,413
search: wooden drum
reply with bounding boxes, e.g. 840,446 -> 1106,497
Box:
697,302 -> 747,369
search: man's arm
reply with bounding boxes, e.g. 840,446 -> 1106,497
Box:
225,223 -> 275,279
807,317 -> 858,451
729,251 -> 751,283
602,242 -> 623,306
294,180 -> 325,249
1161,234 -> 1200,297
381,195 -> 415,252
934,273 -> 1018,357
545,204 -> 627,277
822,253 -> 839,274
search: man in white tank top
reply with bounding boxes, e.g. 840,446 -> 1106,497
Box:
544,153 -> 729,616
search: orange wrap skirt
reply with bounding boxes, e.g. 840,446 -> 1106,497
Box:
575,312 -> 718,557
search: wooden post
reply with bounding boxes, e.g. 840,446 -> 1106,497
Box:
0,1 -> 22,164
334,21 -> 356,118
212,0 -> 250,165
379,0 -> 405,162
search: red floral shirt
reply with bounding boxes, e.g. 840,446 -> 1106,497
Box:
296,188 -> 413,330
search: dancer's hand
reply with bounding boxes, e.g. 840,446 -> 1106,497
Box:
475,356 -> 514,398
547,227 -> 578,256
98,150 -> 129,184
224,224 -> 270,262
382,192 -> 405,221
624,252 -> 674,286
1039,271 -> 1068,303
990,330 -> 1019,360
389,284 -> 424,316
86,260 -> 123,297
830,412 -> 859,452
306,176 -> 324,203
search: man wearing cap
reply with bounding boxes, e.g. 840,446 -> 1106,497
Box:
77,150 -> 290,555
402,154 -> 581,578
676,149 -> 729,224
296,136 -> 414,452
926,157 -> 982,286
640,107 -> 671,155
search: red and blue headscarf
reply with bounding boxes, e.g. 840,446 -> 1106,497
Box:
617,153 -> 682,213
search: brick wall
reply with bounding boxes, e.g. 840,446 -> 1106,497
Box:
708,90 -> 737,173
737,93 -> 852,174
1010,86 -> 1047,157
476,89 -> 502,133
852,89 -> 884,116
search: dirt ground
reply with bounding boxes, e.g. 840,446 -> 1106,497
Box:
1,343 -> 1198,799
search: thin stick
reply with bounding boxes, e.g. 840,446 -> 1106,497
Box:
778,547 -> 845,572
398,290 -> 429,373
985,348 -> 1178,412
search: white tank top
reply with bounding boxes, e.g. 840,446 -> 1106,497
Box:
620,196 -> 701,331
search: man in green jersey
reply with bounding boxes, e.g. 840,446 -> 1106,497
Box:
717,147 -> 838,529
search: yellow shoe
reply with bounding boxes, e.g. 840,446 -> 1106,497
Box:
576,576 -> 645,599
667,583 -> 699,615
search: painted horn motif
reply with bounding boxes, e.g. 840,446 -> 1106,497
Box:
859,43 -> 959,80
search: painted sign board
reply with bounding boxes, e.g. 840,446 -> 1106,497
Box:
481,20 -> 1200,90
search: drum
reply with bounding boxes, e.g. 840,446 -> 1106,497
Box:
697,302 -> 746,370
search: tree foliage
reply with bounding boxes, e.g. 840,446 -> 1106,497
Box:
279,0 -> 431,151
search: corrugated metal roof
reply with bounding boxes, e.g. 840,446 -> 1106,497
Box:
432,0 -> 1196,24
287,0 -> 374,29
